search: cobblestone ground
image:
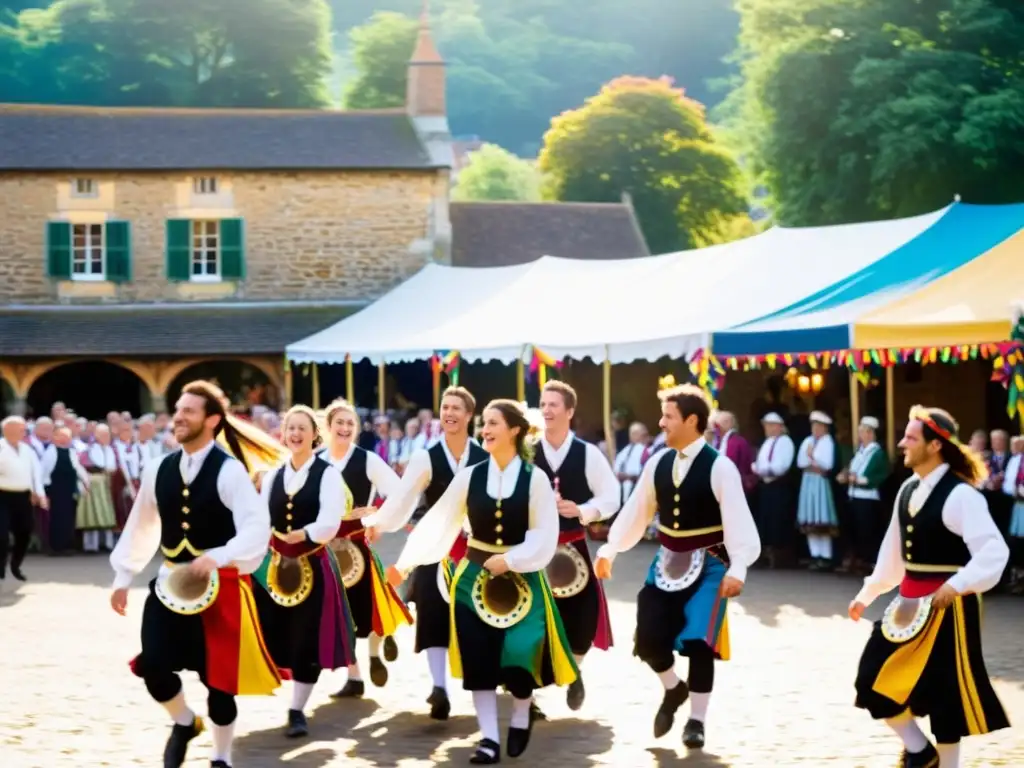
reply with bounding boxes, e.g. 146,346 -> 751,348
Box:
2,538 -> 1022,767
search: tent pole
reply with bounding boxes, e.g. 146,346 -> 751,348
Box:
432,359 -> 441,413
284,358 -> 293,409
345,354 -> 354,403
311,363 -> 320,410
849,369 -> 860,440
516,350 -> 525,403
378,363 -> 386,414
885,365 -> 896,456
603,348 -> 614,464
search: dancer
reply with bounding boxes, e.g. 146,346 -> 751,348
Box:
850,406 -> 1010,768
387,400 -> 577,763
363,386 -> 488,719
320,398 -> 412,698
531,381 -> 620,710
109,381 -> 285,768
594,378 -> 760,750
0,416 -> 46,589
796,411 -> 838,570
252,405 -> 357,738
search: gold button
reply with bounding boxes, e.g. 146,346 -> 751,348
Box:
906,525 -> 914,533
182,489 -> 189,498
495,511 -> 503,519
182,506 -> 190,515
181,521 -> 190,530
906,553 -> 913,561
905,541 -> 912,548
286,502 -> 293,510
674,494 -> 680,502
495,538 -> 503,546
673,510 -> 680,517
286,526 -> 293,533
673,522 -> 680,529
286,514 -> 293,521
495,524 -> 503,533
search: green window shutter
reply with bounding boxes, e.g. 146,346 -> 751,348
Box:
166,219 -> 191,281
46,221 -> 72,279
105,220 -> 132,283
219,218 -> 245,280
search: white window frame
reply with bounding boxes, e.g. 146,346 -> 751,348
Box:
71,222 -> 105,281
71,178 -> 98,198
192,176 -> 219,195
190,219 -> 221,283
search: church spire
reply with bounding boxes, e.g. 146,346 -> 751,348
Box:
406,0 -> 446,116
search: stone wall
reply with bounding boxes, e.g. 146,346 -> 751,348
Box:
0,169 -> 448,304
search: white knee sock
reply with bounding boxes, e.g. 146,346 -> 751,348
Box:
291,682 -> 315,712
159,690 -> 195,726
103,530 -> 115,550
689,691 -> 711,723
368,633 -> 382,658
348,663 -> 362,682
210,721 -> 234,764
937,742 -> 961,767
472,690 -> 500,743
657,668 -> 681,690
806,535 -> 820,558
510,696 -> 532,729
573,653 -> 585,667
885,713 -> 929,753
426,647 -> 447,689
83,530 -> 98,552
819,536 -> 833,560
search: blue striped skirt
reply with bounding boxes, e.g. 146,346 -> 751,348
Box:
797,472 -> 837,534
1009,501 -> 1024,538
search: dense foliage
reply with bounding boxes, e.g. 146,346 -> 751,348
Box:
451,143 -> 543,202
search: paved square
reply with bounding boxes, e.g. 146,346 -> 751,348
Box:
1,538 -> 1021,767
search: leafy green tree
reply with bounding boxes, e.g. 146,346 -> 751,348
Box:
727,0 -> 1024,226
341,10 -> 417,109
452,143 -> 542,201
539,76 -> 749,253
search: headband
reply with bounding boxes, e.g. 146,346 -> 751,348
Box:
909,405 -> 956,444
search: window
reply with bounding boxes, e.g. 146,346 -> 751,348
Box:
191,220 -> 220,280
192,176 -> 218,195
72,223 -> 105,280
71,178 -> 98,198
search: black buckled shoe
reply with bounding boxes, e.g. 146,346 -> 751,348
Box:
900,743 -> 939,768
369,656 -> 389,687
682,718 -> 705,749
469,737 -> 501,764
286,708 -> 308,738
566,676 -> 585,711
506,718 -> 533,759
427,686 -> 451,720
653,681 -> 690,738
529,701 -> 547,722
211,762 -> 231,768
331,679 -> 365,698
163,716 -> 204,768
383,635 -> 399,662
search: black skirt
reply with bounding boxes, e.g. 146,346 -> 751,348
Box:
551,539 -> 600,656
136,579 -> 211,684
345,538 -> 375,639
253,557 -> 327,684
854,593 -> 1009,743
756,480 -> 794,548
410,561 -> 451,652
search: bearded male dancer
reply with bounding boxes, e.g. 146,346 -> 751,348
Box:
850,406 -> 1009,768
594,379 -> 760,750
530,381 -> 620,711
364,386 -> 488,719
109,381 -> 285,768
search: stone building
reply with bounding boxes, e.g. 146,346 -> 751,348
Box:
0,15 -> 453,418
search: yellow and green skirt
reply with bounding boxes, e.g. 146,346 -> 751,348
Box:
448,558 -> 578,695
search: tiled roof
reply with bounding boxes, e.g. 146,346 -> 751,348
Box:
449,201 -> 650,267
0,104 -> 442,171
0,304 -> 358,356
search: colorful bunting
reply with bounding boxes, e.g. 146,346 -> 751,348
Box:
528,346 -> 564,386
431,350 -> 461,386
703,343 -> 1018,373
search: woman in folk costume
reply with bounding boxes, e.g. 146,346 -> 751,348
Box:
112,420 -> 144,532
319,398 -> 412,698
838,416 -> 889,574
850,406 -> 1009,768
41,426 -> 91,555
796,411 -> 838,570
594,380 -> 760,752
109,381 -> 288,768
999,435 -> 1024,593
252,406 -> 357,738
387,400 -> 577,764
77,423 -> 118,552
750,412 -> 796,568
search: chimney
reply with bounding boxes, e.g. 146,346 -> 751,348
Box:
406,0 -> 446,117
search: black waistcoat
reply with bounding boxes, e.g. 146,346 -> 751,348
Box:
897,470 -> 971,571
268,457 -> 329,534
155,447 -> 236,563
654,444 -> 723,549
423,440 -> 489,509
49,447 -> 78,491
466,460 -> 531,548
532,436 -> 593,533
340,446 -> 372,506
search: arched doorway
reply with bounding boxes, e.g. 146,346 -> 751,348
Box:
166,360 -> 275,415
0,377 -> 14,419
27,361 -> 149,419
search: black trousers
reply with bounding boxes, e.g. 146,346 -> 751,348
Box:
0,489 -> 33,578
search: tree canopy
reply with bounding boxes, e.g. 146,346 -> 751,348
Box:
342,11 -> 417,109
726,0 -> 1024,226
452,143 -> 543,202
539,76 -> 750,254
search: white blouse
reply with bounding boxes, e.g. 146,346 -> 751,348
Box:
260,454 -> 346,544
321,443 -> 401,510
394,455 -> 558,575
86,443 -> 118,472
537,432 -> 622,523
753,434 -> 795,479
796,434 -> 835,472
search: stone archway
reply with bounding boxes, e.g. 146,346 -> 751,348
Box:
0,377 -> 14,418
26,360 -> 151,420
165,359 -> 280,413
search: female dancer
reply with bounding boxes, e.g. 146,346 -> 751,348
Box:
388,400 -> 577,763
253,405 -> 357,737
321,399 -> 412,697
